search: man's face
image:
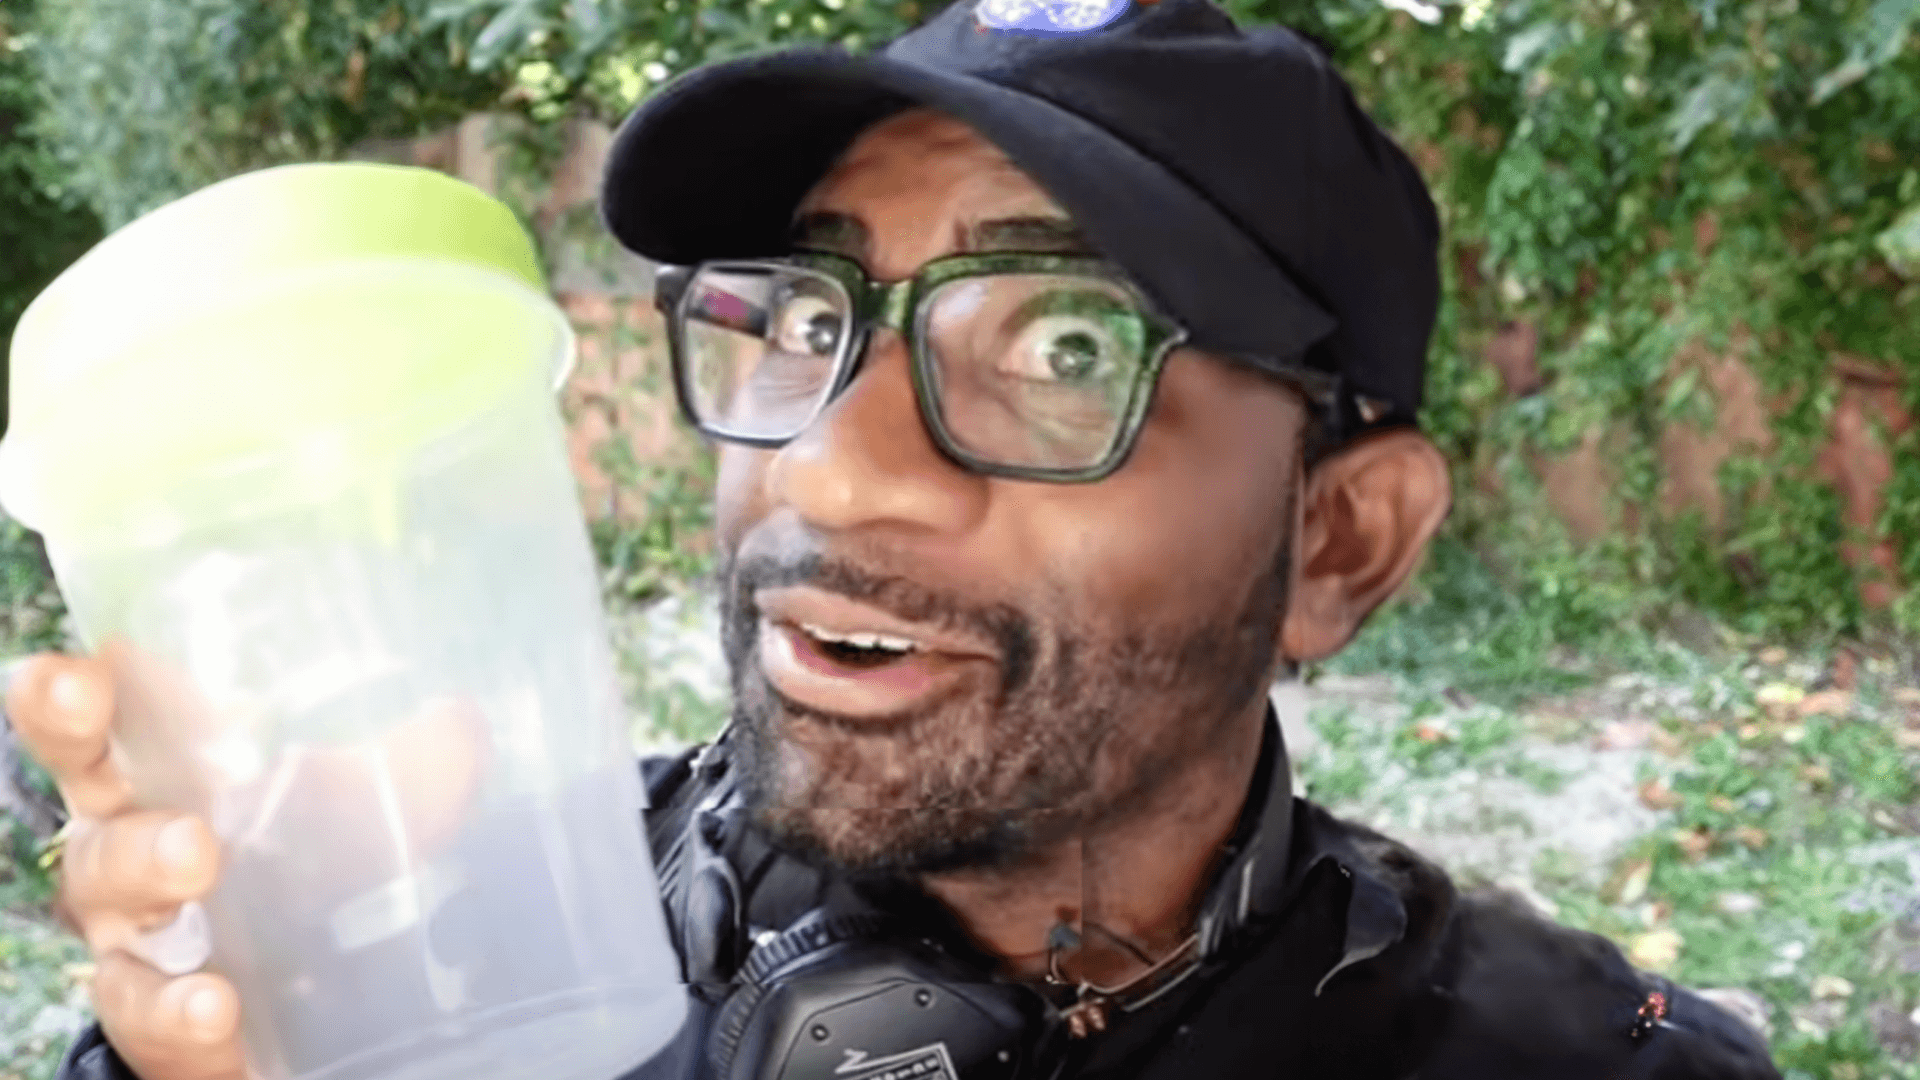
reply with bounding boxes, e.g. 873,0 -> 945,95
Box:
714,109 -> 1308,874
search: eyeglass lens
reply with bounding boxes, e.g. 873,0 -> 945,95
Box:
680,265 -> 850,440
678,264 -> 1154,470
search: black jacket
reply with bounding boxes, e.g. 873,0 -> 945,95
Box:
57,713 -> 1781,1080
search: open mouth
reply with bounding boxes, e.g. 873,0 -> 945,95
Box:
752,586 -> 996,720
759,619 -> 955,719
775,618 -> 936,687
793,622 -> 920,669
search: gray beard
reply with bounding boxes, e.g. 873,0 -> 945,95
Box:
716,543 -> 1288,877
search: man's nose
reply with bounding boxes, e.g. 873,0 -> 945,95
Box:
764,329 -> 989,535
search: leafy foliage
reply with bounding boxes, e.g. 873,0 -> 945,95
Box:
0,0 -> 102,413
418,0 -> 923,121
1235,0 -> 1920,647
9,0 -> 1920,655
0,909 -> 90,1080
29,0 -> 515,228
0,519 -> 65,655
424,0 -> 1920,650
588,450 -> 717,605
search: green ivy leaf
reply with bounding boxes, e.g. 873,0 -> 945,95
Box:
1875,203 -> 1920,280
422,0 -> 502,24
1810,56 -> 1873,105
1668,70 -> 1756,151
470,0 -> 551,72
1662,367 -> 1703,422
1811,0 -> 1919,103
1502,21 -> 1559,74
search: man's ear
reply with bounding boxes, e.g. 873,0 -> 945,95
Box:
1280,429 -> 1451,663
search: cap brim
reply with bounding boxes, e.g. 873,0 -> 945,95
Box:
602,48 -> 1335,362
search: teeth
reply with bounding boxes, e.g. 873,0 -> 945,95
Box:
798,622 -> 918,652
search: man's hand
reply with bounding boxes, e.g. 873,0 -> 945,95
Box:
8,654 -> 246,1080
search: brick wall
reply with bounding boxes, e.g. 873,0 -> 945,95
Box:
1499,321 -> 1911,610
351,115 -> 704,527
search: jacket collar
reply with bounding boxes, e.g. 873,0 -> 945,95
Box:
693,691 -> 1414,995
1194,694 -> 1409,994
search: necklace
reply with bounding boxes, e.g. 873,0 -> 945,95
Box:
1043,922 -> 1203,1038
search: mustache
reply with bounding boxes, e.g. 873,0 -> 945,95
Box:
721,550 -> 1037,695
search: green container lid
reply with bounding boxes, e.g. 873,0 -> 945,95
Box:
0,163 -> 572,545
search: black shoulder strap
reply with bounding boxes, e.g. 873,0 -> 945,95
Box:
642,741 -> 715,880
642,735 -> 745,990
52,1025 -> 137,1080
643,732 -> 845,994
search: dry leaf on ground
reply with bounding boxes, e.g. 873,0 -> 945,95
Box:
1639,777 -> 1683,810
1610,857 -> 1654,906
1596,720 -> 1653,750
1797,689 -> 1853,718
1695,987 -> 1772,1039
1674,827 -> 1714,861
1757,683 -> 1805,716
1629,928 -> 1684,970
1811,975 -> 1855,1000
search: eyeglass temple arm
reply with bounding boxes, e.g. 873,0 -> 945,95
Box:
1238,355 -> 1339,412
654,264 -> 694,317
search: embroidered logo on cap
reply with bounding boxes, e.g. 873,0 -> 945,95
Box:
976,0 -> 1132,34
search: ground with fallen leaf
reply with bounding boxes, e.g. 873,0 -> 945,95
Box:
1290,649 -> 1920,1080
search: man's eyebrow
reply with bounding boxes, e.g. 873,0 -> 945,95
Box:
788,211 -> 869,258
962,216 -> 1093,254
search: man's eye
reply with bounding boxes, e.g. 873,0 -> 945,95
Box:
997,293 -> 1144,389
1004,319 -> 1114,383
772,295 -> 844,357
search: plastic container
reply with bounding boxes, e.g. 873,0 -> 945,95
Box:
0,164 -> 687,1080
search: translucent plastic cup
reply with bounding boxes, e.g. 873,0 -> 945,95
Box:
0,164 -> 687,1080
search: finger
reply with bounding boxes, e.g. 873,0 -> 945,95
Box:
6,654 -> 131,818
64,812 -> 219,927
92,952 -> 246,1080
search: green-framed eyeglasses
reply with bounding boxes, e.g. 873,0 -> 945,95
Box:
653,250 -> 1192,482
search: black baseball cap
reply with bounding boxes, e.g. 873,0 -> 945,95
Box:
601,0 -> 1440,434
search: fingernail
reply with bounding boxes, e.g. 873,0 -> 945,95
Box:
50,670 -> 97,721
156,818 -> 201,873
183,985 -> 226,1037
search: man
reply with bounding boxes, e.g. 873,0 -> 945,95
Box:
13,1 -> 1781,1078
